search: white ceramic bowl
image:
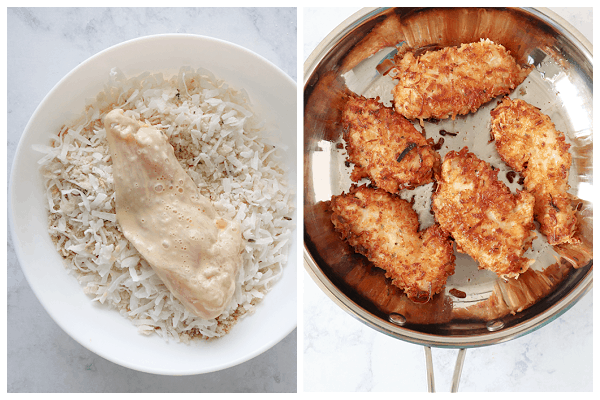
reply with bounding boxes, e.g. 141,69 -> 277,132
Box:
9,34 -> 297,375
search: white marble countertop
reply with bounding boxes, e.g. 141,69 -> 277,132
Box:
302,7 -> 593,392
7,7 -> 296,393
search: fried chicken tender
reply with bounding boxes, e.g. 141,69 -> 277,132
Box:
391,39 -> 532,124
330,185 -> 455,302
432,148 -> 536,279
490,97 -> 579,245
342,94 -> 440,192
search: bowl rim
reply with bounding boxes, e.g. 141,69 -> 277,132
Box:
9,32 -> 297,375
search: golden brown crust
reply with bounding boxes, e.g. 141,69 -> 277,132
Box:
391,39 -> 532,123
330,185 -> 455,302
342,94 -> 440,192
490,97 -> 579,245
432,147 -> 536,279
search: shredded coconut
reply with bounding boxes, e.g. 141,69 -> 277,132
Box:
35,67 -> 295,342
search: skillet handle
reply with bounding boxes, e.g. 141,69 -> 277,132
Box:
424,346 -> 467,392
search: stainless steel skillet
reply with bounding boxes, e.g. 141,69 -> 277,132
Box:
303,7 -> 592,391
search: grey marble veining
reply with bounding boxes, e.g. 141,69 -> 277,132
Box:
302,7 -> 592,392
7,7 -> 296,393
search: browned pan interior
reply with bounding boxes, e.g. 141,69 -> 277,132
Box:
304,7 -> 592,347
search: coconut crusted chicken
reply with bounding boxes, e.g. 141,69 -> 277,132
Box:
490,97 -> 579,245
432,148 -> 536,279
391,39 -> 532,124
342,94 -> 440,192
104,109 -> 243,320
330,185 -> 455,302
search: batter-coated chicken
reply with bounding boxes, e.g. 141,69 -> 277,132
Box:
342,94 -> 440,192
391,39 -> 532,124
330,185 -> 455,302
432,148 -> 536,279
104,109 -> 243,320
490,97 -> 579,245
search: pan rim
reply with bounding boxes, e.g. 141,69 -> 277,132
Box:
303,6 -> 593,348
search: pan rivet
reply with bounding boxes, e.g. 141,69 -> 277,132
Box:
389,313 -> 406,326
486,320 -> 505,332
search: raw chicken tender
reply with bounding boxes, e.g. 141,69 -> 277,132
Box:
330,185 -> 455,302
432,148 -> 536,279
104,109 -> 243,320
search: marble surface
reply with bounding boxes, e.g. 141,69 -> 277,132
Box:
302,7 -> 593,392
7,7 -> 297,393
